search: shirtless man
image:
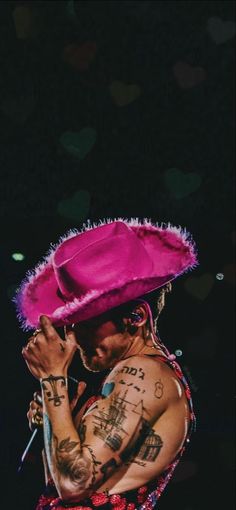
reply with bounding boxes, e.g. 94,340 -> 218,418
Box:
17,219 -> 198,509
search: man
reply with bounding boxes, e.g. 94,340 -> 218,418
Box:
15,219 -> 198,509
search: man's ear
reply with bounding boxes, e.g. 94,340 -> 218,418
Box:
124,304 -> 149,328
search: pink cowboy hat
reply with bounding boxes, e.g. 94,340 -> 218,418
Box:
14,218 -> 199,331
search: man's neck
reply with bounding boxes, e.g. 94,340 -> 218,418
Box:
120,334 -> 165,360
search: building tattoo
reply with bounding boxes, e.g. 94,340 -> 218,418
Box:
135,426 -> 163,462
93,391 -> 129,451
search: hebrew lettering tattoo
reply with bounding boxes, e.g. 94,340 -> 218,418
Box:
118,379 -> 145,393
138,368 -> 145,380
154,379 -> 164,399
41,375 -> 67,406
122,366 -> 137,376
120,366 -> 145,379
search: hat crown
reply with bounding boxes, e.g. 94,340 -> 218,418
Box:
54,222 -> 129,267
53,221 -> 153,299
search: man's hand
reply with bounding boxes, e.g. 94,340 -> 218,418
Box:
27,392 -> 43,431
22,315 -> 78,380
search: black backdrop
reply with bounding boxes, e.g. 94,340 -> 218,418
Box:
0,1 -> 235,509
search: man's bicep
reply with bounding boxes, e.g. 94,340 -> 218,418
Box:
79,385 -> 148,486
77,357 -> 168,489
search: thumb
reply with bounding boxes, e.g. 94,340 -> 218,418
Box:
70,381 -> 87,411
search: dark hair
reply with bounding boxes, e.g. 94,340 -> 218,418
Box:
69,283 -> 172,338
108,282 -> 172,334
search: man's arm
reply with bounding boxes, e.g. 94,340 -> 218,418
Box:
22,316 -> 168,502
40,357 -> 167,502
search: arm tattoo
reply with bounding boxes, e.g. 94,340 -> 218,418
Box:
78,419 -> 87,444
118,379 -> 145,393
118,366 -> 145,379
53,435 -> 92,487
136,428 -> 163,462
101,382 -> 115,397
92,390 -> 150,453
86,445 -> 102,489
154,379 -> 164,399
92,391 -> 130,451
100,458 -> 119,484
129,419 -> 164,465
40,375 -> 68,406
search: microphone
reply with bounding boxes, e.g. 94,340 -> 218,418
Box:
17,375 -> 79,473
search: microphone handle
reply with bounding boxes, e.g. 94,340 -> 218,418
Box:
18,429 -> 39,472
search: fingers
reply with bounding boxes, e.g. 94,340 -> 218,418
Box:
77,381 -> 87,397
22,343 -> 39,370
33,391 -> 42,405
22,318 -> 78,379
27,400 -> 43,430
62,330 -> 79,365
70,381 -> 87,411
31,410 -> 43,428
65,330 -> 78,349
39,315 -> 58,340
22,334 -> 41,355
22,341 -> 39,361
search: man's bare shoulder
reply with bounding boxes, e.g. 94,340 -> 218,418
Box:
111,354 -> 166,373
101,354 -> 184,421
110,354 -> 179,388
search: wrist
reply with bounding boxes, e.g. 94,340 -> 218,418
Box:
40,373 -> 68,384
40,374 -> 68,407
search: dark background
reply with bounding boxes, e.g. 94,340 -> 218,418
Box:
0,1 -> 235,509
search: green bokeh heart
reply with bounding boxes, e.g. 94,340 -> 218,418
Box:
184,274 -> 214,300
60,128 -> 97,159
110,81 -> 141,107
164,168 -> 202,199
57,190 -> 91,221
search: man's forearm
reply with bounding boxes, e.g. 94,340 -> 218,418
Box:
42,448 -> 52,485
40,374 -> 92,501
